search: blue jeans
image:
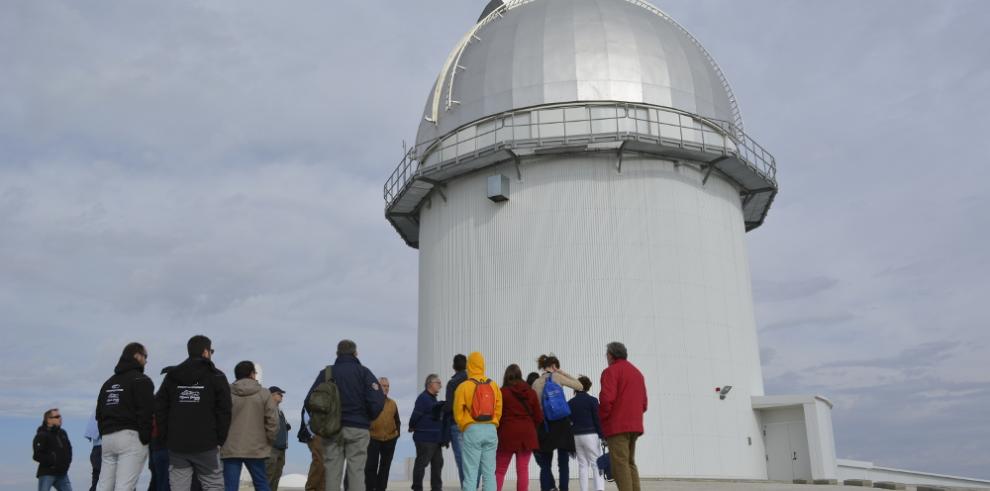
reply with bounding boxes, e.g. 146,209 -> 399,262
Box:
222,458 -> 270,491
149,448 -> 171,491
534,450 -> 570,491
38,474 -> 72,491
450,425 -> 465,486
461,424 -> 498,491
450,426 -> 481,490
89,445 -> 101,491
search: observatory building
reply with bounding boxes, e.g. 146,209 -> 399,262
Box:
385,0 -> 836,481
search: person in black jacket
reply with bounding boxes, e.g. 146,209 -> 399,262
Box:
34,408 -> 73,490
443,354 -> 468,485
96,342 -> 155,491
156,335 -> 232,491
150,366 -> 204,491
304,339 -> 385,491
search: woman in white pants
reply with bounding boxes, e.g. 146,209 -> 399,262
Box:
568,376 -> 605,491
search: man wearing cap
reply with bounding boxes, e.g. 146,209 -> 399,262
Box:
266,386 -> 291,491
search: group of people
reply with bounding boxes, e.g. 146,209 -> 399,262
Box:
33,336 -> 292,491
33,337 -> 646,491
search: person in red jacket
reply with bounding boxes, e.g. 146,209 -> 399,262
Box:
495,364 -> 543,491
598,342 -> 646,491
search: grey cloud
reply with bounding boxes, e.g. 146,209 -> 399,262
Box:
760,312 -> 856,333
759,346 -> 777,366
753,276 -> 838,303
817,341 -> 960,371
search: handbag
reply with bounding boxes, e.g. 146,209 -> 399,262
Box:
596,441 -> 614,482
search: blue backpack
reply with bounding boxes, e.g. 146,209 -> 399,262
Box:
541,374 -> 572,421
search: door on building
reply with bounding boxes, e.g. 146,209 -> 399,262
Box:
764,421 -> 812,481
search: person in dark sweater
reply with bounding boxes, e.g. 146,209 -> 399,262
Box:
156,335 -> 232,491
96,342 -> 155,491
526,372 -> 540,387
303,339 -> 385,491
443,354 -> 469,485
568,376 -> 604,491
410,374 -> 445,491
149,366 -> 203,491
34,408 -> 73,490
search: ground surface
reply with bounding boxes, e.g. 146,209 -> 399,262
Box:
263,479 -> 989,491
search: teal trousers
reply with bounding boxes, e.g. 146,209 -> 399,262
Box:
460,424 -> 498,491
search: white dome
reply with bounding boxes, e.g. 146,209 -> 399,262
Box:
415,0 -> 742,149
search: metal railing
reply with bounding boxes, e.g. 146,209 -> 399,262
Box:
384,148 -> 418,205
385,101 -> 776,208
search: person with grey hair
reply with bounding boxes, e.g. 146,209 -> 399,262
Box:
365,377 -> 400,491
304,339 -> 385,491
598,342 -> 646,491
409,374 -> 445,491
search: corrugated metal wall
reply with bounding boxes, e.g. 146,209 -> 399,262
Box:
418,153 -> 768,479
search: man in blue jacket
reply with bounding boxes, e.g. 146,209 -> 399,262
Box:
304,340 -> 385,491
409,374 -> 445,491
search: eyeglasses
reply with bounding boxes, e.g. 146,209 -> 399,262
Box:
48,415 -> 61,419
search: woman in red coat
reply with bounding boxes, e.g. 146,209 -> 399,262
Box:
496,364 -> 543,491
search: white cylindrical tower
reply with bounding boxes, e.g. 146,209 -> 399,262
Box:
384,0 -> 778,479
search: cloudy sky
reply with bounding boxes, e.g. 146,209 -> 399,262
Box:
1,0 -> 988,489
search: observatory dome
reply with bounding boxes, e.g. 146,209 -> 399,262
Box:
415,0 -> 742,149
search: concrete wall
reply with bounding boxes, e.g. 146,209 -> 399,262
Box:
753,396 -> 838,481
807,399 -> 837,479
837,459 -> 990,489
417,152 -> 767,478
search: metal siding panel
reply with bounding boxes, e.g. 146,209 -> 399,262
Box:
418,153 -> 766,478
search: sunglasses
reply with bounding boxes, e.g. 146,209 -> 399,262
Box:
49,415 -> 61,419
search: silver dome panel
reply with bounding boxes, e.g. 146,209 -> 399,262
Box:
416,0 -> 741,149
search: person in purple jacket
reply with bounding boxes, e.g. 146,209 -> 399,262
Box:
568,376 -> 604,491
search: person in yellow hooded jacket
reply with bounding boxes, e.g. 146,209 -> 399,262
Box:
452,352 -> 503,491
